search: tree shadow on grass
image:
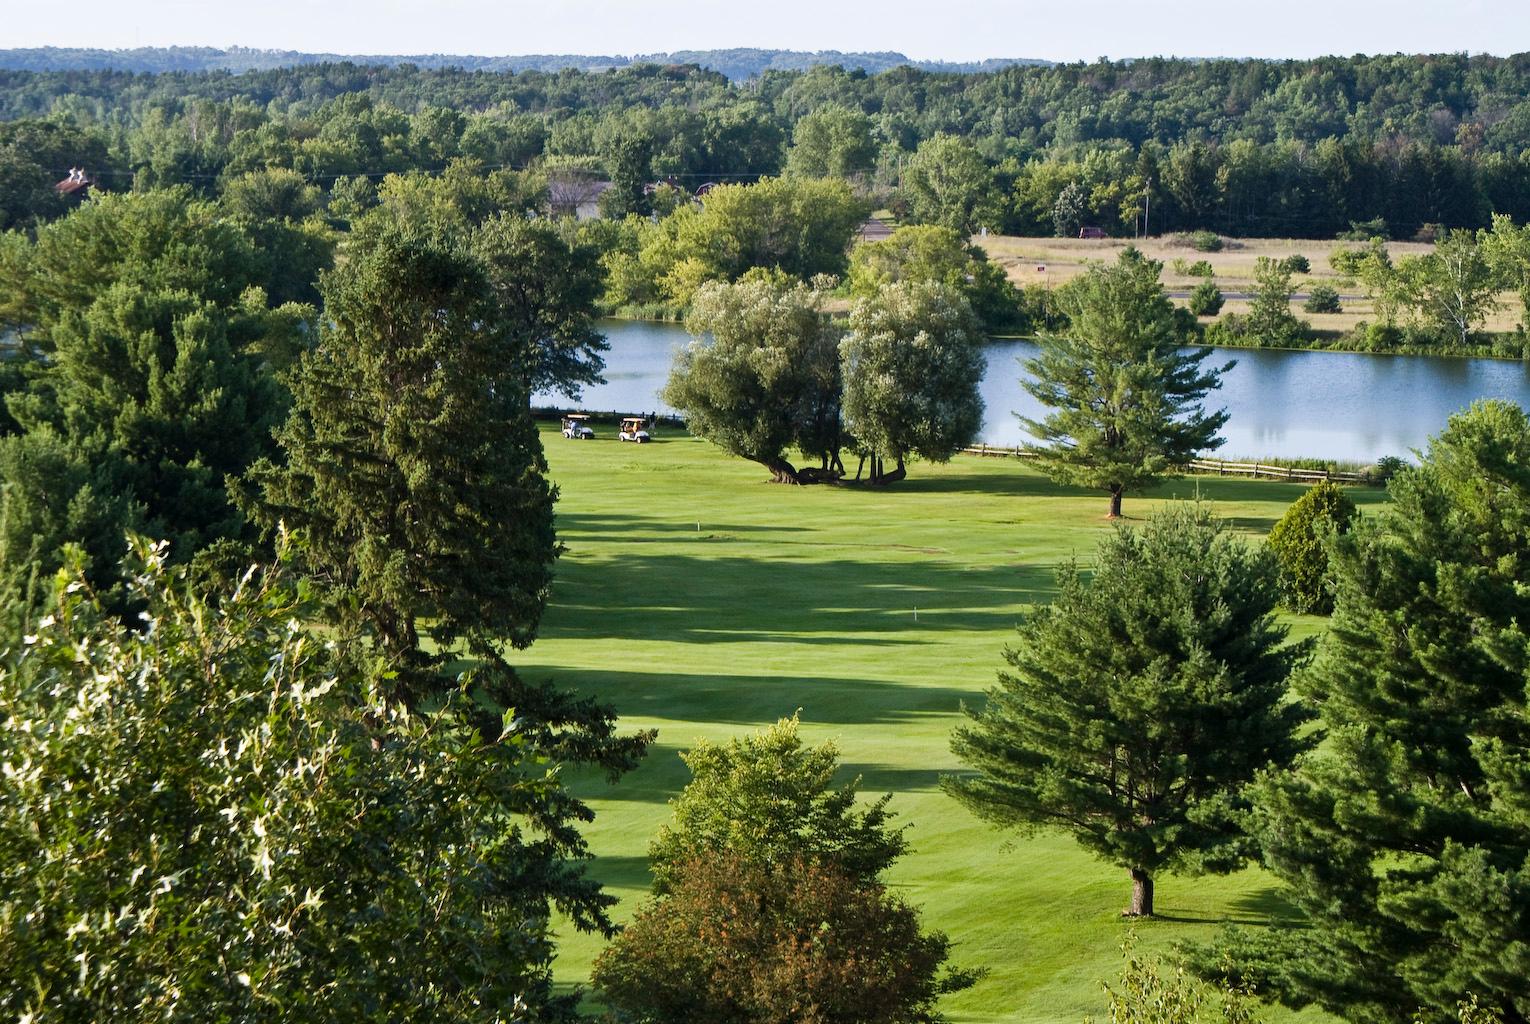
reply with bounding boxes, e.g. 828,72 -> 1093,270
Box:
520,665 -> 982,730
583,853 -> 656,894
837,762 -> 951,794
1152,884 -> 1307,928
557,512 -> 810,540
543,550 -> 1054,644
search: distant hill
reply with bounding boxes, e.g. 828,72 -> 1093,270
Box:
0,45 -> 1050,79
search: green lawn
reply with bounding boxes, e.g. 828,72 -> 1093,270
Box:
517,424 -> 1384,1022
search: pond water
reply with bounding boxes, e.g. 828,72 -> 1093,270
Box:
533,319 -> 1530,464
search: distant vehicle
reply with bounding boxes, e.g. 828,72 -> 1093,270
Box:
561,414 -> 595,440
1078,226 -> 1108,239
618,417 -> 651,443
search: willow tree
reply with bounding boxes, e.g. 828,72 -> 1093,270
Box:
840,280 -> 985,484
1023,248 -> 1230,517
662,274 -> 844,483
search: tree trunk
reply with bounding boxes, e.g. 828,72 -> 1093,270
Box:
1126,868 -> 1154,917
760,455 -> 802,484
1107,486 -> 1124,519
854,455 -> 866,481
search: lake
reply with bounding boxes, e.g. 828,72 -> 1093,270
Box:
533,319 -> 1530,464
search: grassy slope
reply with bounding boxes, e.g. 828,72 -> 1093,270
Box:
521,424 -> 1385,1022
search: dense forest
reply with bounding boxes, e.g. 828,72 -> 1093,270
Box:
3,52 -> 1530,237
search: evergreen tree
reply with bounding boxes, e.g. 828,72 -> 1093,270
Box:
840,280 -> 986,484
244,223 -> 557,702
947,503 -> 1310,917
1022,249 -> 1230,517
1209,401 -> 1530,1024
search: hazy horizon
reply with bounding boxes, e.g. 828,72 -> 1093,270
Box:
5,0 -> 1529,65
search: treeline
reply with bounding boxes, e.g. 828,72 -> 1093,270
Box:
5,53 -> 1530,237
0,45 -> 1047,79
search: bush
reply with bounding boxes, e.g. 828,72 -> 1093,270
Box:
1363,322 -> 1403,351
593,853 -> 974,1024
1188,280 -> 1225,317
1302,283 -> 1342,314
1171,258 -> 1214,277
1266,480 -> 1358,614
1278,254 -> 1310,274
1337,217 -> 1388,241
1190,230 -> 1223,252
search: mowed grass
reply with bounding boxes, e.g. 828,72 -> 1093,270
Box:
518,423 -> 1385,1022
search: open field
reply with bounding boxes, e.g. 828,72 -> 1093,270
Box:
978,234 -> 1526,335
519,424 -> 1390,1022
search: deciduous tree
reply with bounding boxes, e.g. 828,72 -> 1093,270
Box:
0,540 -> 616,1024
647,714 -> 905,893
662,274 -> 844,483
841,281 -> 985,484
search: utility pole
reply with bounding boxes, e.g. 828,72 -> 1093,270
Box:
1143,177 -> 1152,239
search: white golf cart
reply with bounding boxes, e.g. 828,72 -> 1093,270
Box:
618,417 -> 651,443
561,414 -> 595,440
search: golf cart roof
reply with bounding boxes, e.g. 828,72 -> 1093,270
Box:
621,417 -> 646,425
564,414 -> 591,420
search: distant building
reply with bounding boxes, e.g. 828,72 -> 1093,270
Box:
857,218 -> 894,243
54,167 -> 93,202
1078,225 -> 1108,239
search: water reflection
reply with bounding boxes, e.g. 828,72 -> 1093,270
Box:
531,320 -> 1530,464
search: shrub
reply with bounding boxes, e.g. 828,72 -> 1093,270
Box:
1302,283 -> 1342,314
1266,479 -> 1358,613
1337,217 -> 1388,241
1363,322 -> 1403,351
1278,254 -> 1310,275
1187,259 -> 1215,276
594,854 -> 974,1024
1190,230 -> 1223,252
1188,280 -> 1225,317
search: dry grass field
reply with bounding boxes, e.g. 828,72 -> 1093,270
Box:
976,234 -> 1526,335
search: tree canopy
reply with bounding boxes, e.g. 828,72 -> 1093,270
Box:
243,222 -> 557,701
0,540 -> 612,1024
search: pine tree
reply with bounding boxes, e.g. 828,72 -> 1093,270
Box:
244,223 -> 558,702
1209,400 -> 1530,1024
946,503 -> 1310,917
1023,249 -> 1230,517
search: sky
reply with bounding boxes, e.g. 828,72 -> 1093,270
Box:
4,0 -> 1528,62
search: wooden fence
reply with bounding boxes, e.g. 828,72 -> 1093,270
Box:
958,446 -> 1375,485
